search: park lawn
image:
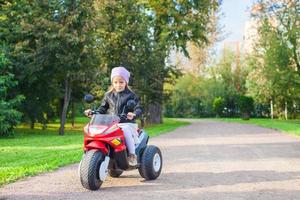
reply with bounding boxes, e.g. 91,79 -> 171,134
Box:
0,118 -> 189,187
218,118 -> 300,136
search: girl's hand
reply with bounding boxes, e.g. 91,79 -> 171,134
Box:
84,109 -> 93,117
127,112 -> 136,120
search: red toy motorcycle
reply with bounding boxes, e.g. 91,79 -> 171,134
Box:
79,95 -> 162,190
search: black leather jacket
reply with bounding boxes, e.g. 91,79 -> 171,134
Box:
96,87 -> 142,123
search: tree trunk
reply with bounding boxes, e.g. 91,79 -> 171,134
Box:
71,101 -> 75,129
145,64 -> 164,124
30,117 -> 35,129
59,78 -> 72,135
284,101 -> 288,120
146,103 -> 163,124
291,44 -> 300,75
58,98 -> 64,119
146,25 -> 168,125
42,122 -> 47,130
270,100 -> 274,119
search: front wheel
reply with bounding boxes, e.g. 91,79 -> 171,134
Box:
80,150 -> 104,190
138,145 -> 162,180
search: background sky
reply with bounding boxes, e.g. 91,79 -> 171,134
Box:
170,1 -> 256,64
215,0 -> 255,56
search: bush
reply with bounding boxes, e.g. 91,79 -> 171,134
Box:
213,97 -> 225,117
238,95 -> 254,120
253,103 -> 270,118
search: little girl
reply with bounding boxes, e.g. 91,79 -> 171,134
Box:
85,66 -> 142,166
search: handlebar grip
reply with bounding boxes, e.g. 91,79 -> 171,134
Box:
91,110 -> 99,115
119,113 -> 128,121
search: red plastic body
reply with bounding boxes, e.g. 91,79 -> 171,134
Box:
83,122 -> 126,154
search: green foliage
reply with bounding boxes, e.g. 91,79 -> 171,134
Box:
94,0 -> 153,95
1,0 -> 220,130
142,0 -> 219,122
238,95 -> 254,120
171,75 -> 201,117
212,97 -> 225,117
0,48 -> 24,136
1,0 -> 100,132
164,74 -> 218,117
143,0 -> 219,54
246,1 -> 300,118
165,46 -> 250,118
218,118 -> 300,137
93,0 -> 219,123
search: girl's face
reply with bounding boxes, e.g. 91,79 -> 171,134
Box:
112,76 -> 126,92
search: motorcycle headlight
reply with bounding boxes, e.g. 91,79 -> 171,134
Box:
103,124 -> 119,134
87,126 -> 107,136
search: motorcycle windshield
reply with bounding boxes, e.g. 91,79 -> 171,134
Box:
89,114 -> 120,126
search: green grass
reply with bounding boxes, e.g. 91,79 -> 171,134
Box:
0,118 -> 190,187
217,118 -> 300,136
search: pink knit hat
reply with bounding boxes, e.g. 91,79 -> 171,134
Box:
111,66 -> 130,83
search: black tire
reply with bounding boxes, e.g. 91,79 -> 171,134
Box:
80,150 -> 104,190
109,169 -> 123,178
138,145 -> 162,180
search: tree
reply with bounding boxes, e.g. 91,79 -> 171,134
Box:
1,0 -> 100,134
256,0 -> 300,74
94,0 -> 166,123
0,46 -> 23,136
50,0 -> 100,135
140,0 -> 219,123
207,48 -> 249,117
168,74 -> 203,117
247,3 -> 300,119
91,0 -> 219,124
164,73 -> 226,118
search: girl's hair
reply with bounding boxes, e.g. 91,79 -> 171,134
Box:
107,85 -> 133,92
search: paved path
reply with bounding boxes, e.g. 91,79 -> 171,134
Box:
1,120 -> 300,200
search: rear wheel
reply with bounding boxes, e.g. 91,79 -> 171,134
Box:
138,145 -> 162,180
109,169 -> 123,177
80,150 -> 104,190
